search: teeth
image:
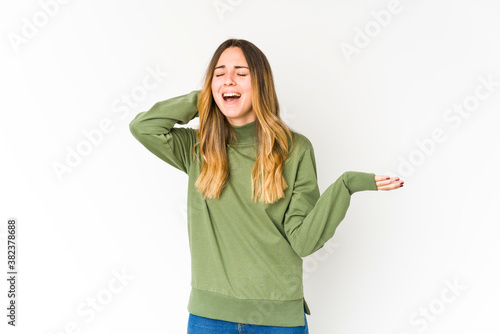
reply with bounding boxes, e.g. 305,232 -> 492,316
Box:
223,92 -> 241,98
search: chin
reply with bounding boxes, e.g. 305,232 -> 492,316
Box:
221,111 -> 243,119
217,105 -> 239,116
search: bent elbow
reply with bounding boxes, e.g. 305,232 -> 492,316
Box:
129,118 -> 148,141
129,118 -> 139,134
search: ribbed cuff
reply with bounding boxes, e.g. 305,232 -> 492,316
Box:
344,171 -> 378,194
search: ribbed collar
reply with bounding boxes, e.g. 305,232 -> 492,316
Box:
229,120 -> 257,145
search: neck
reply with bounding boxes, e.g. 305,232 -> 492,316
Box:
229,120 -> 256,145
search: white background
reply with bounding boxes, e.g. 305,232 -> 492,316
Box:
1,0 -> 499,333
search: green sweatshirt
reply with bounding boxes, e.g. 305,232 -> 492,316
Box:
129,90 -> 378,327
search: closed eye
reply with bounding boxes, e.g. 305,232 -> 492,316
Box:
214,73 -> 248,77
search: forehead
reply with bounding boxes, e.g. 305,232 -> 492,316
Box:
216,47 -> 248,66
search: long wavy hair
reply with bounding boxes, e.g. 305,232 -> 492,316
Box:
193,39 -> 293,204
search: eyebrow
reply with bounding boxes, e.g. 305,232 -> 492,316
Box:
214,65 -> 249,70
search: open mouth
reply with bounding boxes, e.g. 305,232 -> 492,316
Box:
222,92 -> 241,102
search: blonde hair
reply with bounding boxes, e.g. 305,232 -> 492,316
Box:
193,39 -> 293,204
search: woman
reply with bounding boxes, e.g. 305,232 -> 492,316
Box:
129,38 -> 403,333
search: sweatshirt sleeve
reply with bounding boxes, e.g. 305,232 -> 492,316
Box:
129,90 -> 200,174
283,146 -> 378,258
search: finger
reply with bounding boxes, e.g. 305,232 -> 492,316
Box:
376,179 -> 396,186
375,176 -> 401,187
374,175 -> 391,182
375,175 -> 401,182
377,180 -> 404,191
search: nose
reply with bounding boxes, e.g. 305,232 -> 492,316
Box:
223,72 -> 236,86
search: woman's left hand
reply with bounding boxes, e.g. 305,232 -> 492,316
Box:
375,175 -> 404,191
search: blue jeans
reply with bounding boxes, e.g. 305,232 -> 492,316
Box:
187,312 -> 309,334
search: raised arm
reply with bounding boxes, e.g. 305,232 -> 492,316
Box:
129,90 -> 200,174
283,146 -> 381,258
